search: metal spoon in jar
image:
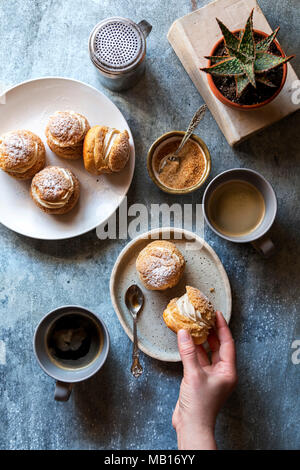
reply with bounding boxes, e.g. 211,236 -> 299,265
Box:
125,284 -> 144,378
158,104 -> 207,173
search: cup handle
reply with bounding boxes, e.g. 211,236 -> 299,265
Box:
54,381 -> 73,402
251,235 -> 275,258
138,20 -> 152,38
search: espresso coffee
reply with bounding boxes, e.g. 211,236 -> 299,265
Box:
207,180 -> 265,237
46,313 -> 103,370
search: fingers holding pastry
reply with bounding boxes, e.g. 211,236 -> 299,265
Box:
0,130 -> 46,180
83,125 -> 130,175
163,286 -> 216,345
136,240 -> 185,291
45,111 -> 90,160
30,166 -> 80,215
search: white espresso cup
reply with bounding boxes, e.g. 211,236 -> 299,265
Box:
202,168 -> 277,258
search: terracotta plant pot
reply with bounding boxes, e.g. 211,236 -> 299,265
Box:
206,29 -> 288,110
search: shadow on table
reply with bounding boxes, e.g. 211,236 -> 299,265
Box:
72,344 -> 182,447
232,109 -> 300,166
98,63 -> 208,152
72,353 -> 129,447
72,350 -> 179,448
14,227 -> 118,260
71,336 -> 278,450
148,358 -> 182,376
215,385 -> 276,450
219,220 -> 300,449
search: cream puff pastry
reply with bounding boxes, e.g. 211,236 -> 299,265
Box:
83,125 -> 130,175
45,111 -> 90,160
136,240 -> 185,291
30,166 -> 80,215
163,286 -> 215,344
0,130 -> 45,180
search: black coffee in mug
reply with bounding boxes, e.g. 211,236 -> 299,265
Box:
46,313 -> 103,370
34,306 -> 110,401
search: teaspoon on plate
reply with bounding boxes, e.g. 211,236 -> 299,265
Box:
125,284 -> 144,378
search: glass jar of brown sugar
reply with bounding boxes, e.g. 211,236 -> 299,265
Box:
147,131 -> 211,194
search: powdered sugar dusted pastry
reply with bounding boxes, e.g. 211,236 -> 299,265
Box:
45,111 -> 90,160
163,286 -> 215,344
136,240 -> 185,291
0,130 -> 45,180
83,125 -> 130,175
30,166 -> 80,215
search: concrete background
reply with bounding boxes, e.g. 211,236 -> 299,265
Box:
0,0 -> 299,450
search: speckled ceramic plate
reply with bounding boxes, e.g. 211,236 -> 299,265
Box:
0,77 -> 135,240
110,228 -> 231,362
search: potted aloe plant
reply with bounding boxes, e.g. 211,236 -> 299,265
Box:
201,9 -> 294,110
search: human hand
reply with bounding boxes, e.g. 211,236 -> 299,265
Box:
172,311 -> 237,450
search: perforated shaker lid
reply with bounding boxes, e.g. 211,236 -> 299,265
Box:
89,17 -> 146,73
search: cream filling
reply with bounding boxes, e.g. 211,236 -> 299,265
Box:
176,293 -> 204,323
6,139 -> 38,174
32,169 -> 74,209
103,128 -> 119,162
50,112 -> 87,146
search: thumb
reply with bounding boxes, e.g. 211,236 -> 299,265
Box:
178,329 -> 199,375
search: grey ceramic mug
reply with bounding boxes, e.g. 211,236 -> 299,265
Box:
34,306 -> 109,402
202,168 -> 277,257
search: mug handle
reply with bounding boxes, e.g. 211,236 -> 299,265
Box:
138,20 -> 152,38
251,235 -> 275,258
54,381 -> 73,402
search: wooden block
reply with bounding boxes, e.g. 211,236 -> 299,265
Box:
167,0 -> 300,146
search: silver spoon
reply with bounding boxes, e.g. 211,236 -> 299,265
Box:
125,284 -> 144,378
158,104 -> 207,173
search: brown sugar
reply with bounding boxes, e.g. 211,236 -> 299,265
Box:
153,138 -> 206,190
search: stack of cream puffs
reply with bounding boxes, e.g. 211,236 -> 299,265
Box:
45,111 -> 90,160
0,109 -> 131,216
0,130 -> 45,180
83,125 -> 130,175
136,240 -> 185,291
30,166 -> 80,215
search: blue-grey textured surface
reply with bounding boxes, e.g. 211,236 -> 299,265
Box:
0,0 -> 299,450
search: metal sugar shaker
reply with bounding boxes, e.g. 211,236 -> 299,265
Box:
88,17 -> 152,91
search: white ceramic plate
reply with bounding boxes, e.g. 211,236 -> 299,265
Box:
0,77 -> 135,240
110,228 -> 232,362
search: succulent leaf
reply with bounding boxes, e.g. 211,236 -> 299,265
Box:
240,61 -> 256,87
256,76 -> 277,87
216,18 -> 240,52
256,27 -> 280,52
239,9 -> 255,58
201,57 -> 245,76
230,48 -> 252,65
205,56 -> 226,64
236,75 -> 251,96
255,52 -> 294,73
